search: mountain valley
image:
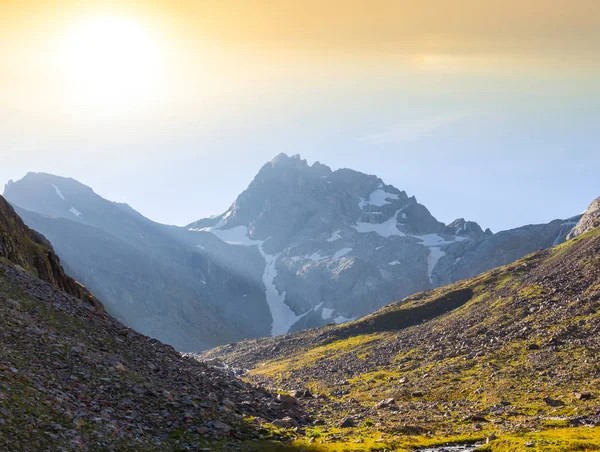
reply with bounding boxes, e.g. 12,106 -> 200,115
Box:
1,187 -> 599,450
3,155 -> 583,351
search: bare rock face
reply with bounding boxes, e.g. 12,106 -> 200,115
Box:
568,197 -> 600,239
0,195 -> 99,309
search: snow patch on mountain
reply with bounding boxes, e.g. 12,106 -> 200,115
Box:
69,207 -> 82,218
191,221 -> 309,336
193,225 -> 261,247
353,211 -> 406,238
308,251 -> 327,262
426,247 -> 446,283
358,188 -> 399,209
332,247 -> 353,259
52,184 -> 65,201
321,307 -> 335,320
259,245 -> 310,336
327,230 -> 342,242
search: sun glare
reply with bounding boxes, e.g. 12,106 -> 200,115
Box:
56,15 -> 164,117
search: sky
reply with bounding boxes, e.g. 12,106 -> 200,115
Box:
0,0 -> 599,231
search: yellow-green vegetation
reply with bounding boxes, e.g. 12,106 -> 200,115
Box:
214,226 -> 600,451
477,427 -> 600,451
248,333 -> 385,382
231,427 -> 600,452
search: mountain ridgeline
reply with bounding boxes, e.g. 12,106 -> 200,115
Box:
3,155 -> 586,350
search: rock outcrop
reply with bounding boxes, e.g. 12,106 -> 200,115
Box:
0,195 -> 99,308
568,196 -> 600,239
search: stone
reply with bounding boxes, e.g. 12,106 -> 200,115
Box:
272,417 -> 299,429
222,398 -> 236,410
276,393 -> 298,409
340,417 -> 355,428
543,396 -> 565,407
374,398 -> 395,409
290,389 -> 313,399
574,392 -> 592,400
211,420 -> 232,432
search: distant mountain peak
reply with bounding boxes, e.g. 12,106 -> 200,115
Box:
3,179 -> 14,197
447,218 -> 485,239
264,153 -> 332,175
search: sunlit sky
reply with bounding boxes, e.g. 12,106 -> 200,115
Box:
1,0 -> 599,230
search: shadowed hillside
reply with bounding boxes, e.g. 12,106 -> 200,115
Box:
0,196 -> 305,450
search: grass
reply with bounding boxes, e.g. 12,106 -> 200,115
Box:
476,427 -> 600,451
248,333 -> 385,382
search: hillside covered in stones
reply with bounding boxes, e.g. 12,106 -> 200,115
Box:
0,195 -> 304,450
205,225 -> 600,451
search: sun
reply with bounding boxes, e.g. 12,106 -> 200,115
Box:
56,15 -> 164,117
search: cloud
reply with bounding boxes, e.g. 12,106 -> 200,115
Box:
363,109 -> 478,143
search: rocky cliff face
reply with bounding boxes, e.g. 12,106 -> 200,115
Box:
0,195 -> 98,308
568,197 -> 600,239
188,154 -> 581,336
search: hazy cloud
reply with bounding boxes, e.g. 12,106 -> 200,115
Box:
363,109 -> 478,144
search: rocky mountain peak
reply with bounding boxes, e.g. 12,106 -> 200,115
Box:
446,218 -> 485,240
193,154 -> 445,244
3,172 -> 98,224
3,179 -> 14,197
183,155 -> 583,337
567,197 -> 600,239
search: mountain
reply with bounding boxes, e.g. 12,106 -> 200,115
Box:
203,225 -> 600,450
4,158 -> 583,350
186,153 -> 581,336
568,196 -> 600,239
4,173 -> 271,351
0,195 -> 98,307
0,196 -> 306,450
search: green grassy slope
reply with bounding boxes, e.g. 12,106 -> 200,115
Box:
205,227 -> 600,450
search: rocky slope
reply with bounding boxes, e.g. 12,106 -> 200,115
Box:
188,153 -> 581,336
204,226 -> 600,450
0,198 -> 303,450
4,174 -> 270,351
